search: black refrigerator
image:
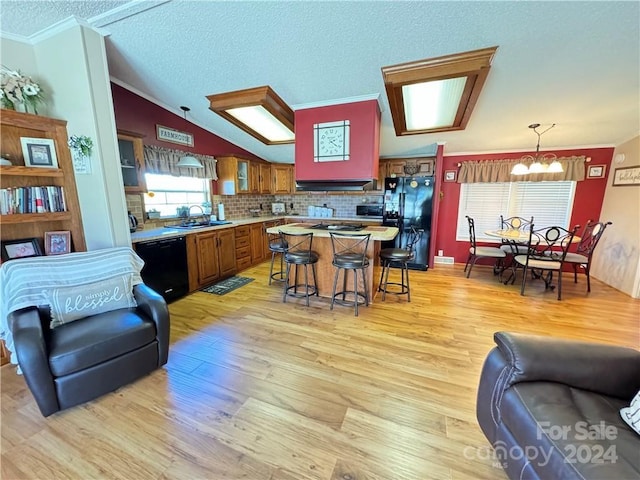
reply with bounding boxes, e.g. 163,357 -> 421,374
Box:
382,176 -> 434,270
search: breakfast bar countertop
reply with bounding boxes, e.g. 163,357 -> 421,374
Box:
268,222 -> 398,241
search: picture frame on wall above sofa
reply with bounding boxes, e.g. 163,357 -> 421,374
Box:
1,237 -> 43,261
20,137 -> 58,168
587,164 -> 606,179
612,166 -> 640,186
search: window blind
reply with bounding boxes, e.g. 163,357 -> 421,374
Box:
456,181 -> 576,241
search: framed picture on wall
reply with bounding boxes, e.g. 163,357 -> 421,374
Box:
612,166 -> 640,186
444,170 -> 457,182
587,164 -> 606,179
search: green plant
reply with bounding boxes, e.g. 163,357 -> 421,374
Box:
68,135 -> 94,157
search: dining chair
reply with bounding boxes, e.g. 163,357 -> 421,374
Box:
464,216 -> 506,279
564,220 -> 612,292
499,215 -> 534,255
513,223 -> 580,300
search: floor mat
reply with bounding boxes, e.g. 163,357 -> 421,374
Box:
200,276 -> 254,295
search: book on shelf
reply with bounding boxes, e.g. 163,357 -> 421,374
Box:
0,185 -> 67,215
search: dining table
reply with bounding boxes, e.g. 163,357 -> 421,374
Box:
484,228 -> 581,287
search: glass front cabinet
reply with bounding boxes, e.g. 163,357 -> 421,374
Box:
117,130 -> 146,193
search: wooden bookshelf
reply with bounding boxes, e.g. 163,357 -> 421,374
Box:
0,110 -> 86,253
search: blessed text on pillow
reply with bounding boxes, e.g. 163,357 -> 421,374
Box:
49,274 -> 137,328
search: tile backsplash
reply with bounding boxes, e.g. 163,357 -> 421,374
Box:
126,192 -> 383,229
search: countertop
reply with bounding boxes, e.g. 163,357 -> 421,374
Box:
267,222 -> 398,241
130,215 -> 383,243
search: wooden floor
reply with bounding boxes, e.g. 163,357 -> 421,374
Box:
2,262 -> 639,480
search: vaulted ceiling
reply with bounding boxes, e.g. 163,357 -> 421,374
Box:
1,1 -> 639,163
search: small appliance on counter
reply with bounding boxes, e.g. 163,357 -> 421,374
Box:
356,204 -> 383,217
272,202 -> 286,215
128,211 -> 138,233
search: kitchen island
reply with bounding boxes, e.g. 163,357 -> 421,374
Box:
267,222 -> 398,302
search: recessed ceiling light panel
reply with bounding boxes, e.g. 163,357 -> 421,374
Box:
382,46 -> 498,136
207,86 -> 295,145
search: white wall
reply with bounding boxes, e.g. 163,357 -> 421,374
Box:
1,24 -> 131,250
591,135 -> 640,298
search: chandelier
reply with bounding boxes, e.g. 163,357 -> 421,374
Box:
511,123 -> 563,175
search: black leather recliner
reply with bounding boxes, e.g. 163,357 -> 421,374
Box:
477,332 -> 640,480
10,284 -> 170,417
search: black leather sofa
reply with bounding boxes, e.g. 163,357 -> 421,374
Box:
10,284 -> 169,417
477,332 -> 640,480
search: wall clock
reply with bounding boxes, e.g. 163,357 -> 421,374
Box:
313,120 -> 350,162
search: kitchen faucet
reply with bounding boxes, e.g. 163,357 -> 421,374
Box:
184,205 -> 210,225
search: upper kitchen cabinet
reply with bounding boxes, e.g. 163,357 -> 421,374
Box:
382,157 -> 435,177
259,163 -> 272,194
217,154 -> 264,195
272,164 -> 294,194
117,130 -> 146,193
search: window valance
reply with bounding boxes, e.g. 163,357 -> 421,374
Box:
143,145 -> 218,180
457,156 -> 586,183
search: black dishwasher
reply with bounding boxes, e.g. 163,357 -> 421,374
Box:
135,236 -> 189,302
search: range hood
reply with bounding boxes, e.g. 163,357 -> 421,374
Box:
295,179 -> 378,192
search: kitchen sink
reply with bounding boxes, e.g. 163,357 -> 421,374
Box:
164,220 -> 232,230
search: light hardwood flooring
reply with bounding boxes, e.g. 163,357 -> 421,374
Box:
2,262 -> 639,480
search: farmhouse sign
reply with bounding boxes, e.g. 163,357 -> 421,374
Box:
156,125 -> 194,147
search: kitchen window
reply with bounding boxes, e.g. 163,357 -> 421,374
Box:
456,181 -> 576,242
143,173 -> 210,218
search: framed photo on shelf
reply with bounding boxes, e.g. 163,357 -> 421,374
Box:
1,238 -> 43,262
20,137 -> 58,168
587,164 -> 606,179
444,170 -> 457,182
612,166 -> 640,186
44,231 -> 71,256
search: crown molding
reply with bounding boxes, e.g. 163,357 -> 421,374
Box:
89,0 -> 171,29
0,31 -> 30,43
293,93 -> 384,112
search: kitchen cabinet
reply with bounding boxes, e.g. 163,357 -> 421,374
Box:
187,229 -> 236,289
0,110 -> 86,252
249,223 -> 264,264
272,164 -> 294,194
234,225 -> 252,271
382,157 -> 435,178
217,155 -> 268,195
259,163 -> 272,194
117,130 -> 146,193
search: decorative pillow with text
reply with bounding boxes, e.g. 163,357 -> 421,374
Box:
48,274 -> 137,328
620,390 -> 640,436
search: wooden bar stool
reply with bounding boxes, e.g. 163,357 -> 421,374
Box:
281,232 -> 319,306
377,227 -> 422,302
329,232 -> 371,316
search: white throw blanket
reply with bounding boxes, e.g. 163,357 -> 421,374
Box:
0,247 -> 144,365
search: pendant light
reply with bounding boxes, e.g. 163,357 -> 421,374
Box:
511,123 -> 563,175
176,106 -> 203,169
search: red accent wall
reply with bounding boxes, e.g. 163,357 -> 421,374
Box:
111,83 -> 261,159
435,147 -> 614,263
294,100 -> 380,181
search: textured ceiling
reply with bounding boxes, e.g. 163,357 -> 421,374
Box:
1,1 -> 639,164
